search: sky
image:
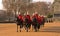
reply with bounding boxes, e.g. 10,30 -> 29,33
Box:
0,0 -> 54,10
0,0 -> 3,10
33,0 -> 54,3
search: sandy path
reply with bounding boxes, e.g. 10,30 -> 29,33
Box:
0,22 -> 60,36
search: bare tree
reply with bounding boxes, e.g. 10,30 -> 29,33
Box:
2,0 -> 31,21
32,2 -> 48,15
2,0 -> 31,14
25,2 -> 48,15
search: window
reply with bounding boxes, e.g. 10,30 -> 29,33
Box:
54,14 -> 60,17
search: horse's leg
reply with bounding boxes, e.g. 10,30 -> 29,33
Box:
35,27 -> 37,32
42,22 -> 45,27
38,24 -> 40,32
20,29 -> 21,32
26,25 -> 28,32
34,24 -> 37,32
20,24 -> 22,32
20,24 -> 23,32
35,24 -> 38,32
26,28 -> 28,32
26,24 -> 29,32
32,24 -> 33,31
17,24 -> 18,32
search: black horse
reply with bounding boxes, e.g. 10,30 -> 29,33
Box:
24,18 -> 31,32
32,17 -> 38,32
41,17 -> 45,27
16,17 -> 23,32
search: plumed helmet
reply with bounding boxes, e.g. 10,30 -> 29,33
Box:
35,11 -> 38,14
32,13 -> 34,16
27,11 -> 29,15
24,13 -> 26,15
39,14 -> 41,16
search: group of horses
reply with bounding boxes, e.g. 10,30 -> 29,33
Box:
16,15 -> 45,32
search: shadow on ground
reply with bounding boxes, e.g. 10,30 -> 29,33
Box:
40,26 -> 60,33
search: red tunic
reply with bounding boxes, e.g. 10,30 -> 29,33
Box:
35,14 -> 39,23
32,15 -> 36,25
32,14 -> 39,24
41,16 -> 44,22
35,14 -> 38,19
25,15 -> 31,23
18,15 -> 23,22
38,16 -> 42,24
32,14 -> 35,19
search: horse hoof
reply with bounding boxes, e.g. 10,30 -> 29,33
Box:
27,30 -> 28,32
20,30 -> 21,32
17,31 -> 18,32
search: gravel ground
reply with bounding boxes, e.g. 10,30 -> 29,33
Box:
0,22 -> 60,36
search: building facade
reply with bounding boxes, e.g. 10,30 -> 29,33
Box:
53,0 -> 60,21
